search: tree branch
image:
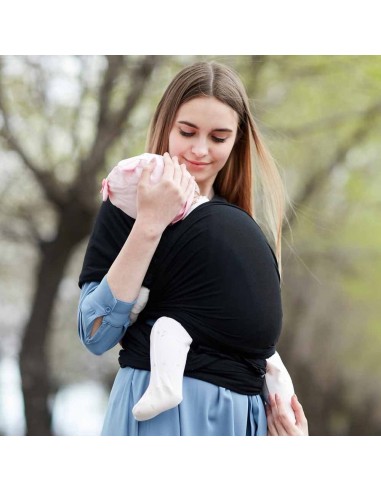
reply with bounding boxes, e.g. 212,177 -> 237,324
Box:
0,64 -> 68,209
285,101 -> 381,229
0,212 -> 42,246
272,101 -> 381,139
114,55 -> 160,129
97,55 -> 125,128
78,55 -> 163,183
70,56 -> 94,158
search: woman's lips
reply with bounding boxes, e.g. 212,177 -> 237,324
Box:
184,158 -> 211,166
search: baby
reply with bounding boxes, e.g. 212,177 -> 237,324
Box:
101,153 -> 295,423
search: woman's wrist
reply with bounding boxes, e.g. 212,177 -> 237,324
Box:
134,216 -> 165,240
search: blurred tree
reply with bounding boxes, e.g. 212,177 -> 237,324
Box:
0,55 -> 165,435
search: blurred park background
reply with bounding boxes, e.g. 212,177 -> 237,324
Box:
0,55 -> 380,436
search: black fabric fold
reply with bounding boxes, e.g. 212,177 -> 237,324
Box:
79,198 -> 136,288
79,196 -> 282,395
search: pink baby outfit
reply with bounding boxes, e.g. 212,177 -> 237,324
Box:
101,153 -> 196,223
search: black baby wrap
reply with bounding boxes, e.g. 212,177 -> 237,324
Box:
79,197 -> 282,395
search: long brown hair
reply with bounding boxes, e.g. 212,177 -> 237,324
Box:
146,61 -> 286,269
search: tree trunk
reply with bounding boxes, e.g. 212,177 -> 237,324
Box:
19,200 -> 93,435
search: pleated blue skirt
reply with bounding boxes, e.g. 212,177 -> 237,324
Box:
101,367 -> 267,436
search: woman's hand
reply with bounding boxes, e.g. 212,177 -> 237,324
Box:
266,393 -> 309,436
136,152 -> 195,235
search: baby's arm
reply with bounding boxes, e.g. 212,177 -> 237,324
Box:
264,351 -> 296,424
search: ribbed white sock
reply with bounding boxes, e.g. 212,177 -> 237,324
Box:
132,316 -> 192,421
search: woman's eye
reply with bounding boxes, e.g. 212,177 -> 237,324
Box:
212,136 -> 227,143
179,129 -> 226,143
179,130 -> 194,137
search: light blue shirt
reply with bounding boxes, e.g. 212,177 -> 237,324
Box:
78,277 -> 267,436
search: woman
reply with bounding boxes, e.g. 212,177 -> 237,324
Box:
78,61 -> 308,436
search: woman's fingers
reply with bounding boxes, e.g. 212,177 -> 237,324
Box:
267,393 -> 309,436
267,394 -> 292,436
291,395 -> 309,435
275,394 -> 291,424
171,156 -> 182,185
162,153 -> 195,205
162,153 -> 187,193
267,395 -> 281,435
266,403 -> 278,436
179,162 -> 190,187
138,158 -> 155,185
184,173 -> 196,203
178,162 -> 194,195
270,394 -> 289,435
162,152 -> 175,180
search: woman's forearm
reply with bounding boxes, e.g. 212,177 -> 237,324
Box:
89,220 -> 162,338
106,217 -> 162,302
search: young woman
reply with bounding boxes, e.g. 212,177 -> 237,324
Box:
78,61 -> 308,436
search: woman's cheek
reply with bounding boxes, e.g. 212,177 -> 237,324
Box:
168,132 -> 183,157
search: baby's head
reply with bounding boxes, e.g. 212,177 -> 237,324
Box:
101,153 -> 201,223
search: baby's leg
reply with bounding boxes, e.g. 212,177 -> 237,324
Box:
132,316 -> 192,421
129,286 -> 150,324
263,351 -> 296,424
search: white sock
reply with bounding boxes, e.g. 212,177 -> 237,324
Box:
264,351 -> 296,424
132,316 -> 192,421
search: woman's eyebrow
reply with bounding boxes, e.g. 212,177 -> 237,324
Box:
178,120 -> 233,132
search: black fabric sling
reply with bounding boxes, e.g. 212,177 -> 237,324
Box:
79,196 -> 282,395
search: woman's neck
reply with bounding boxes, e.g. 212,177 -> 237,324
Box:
200,186 -> 214,200
197,180 -> 214,199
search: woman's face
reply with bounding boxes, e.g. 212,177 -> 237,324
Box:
168,96 -> 239,198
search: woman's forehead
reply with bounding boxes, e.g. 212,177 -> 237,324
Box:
176,97 -> 238,129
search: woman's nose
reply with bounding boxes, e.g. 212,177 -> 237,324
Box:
191,138 -> 208,158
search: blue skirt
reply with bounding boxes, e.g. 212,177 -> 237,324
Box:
101,367 -> 267,436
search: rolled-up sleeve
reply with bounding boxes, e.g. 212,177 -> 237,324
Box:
78,276 -> 136,355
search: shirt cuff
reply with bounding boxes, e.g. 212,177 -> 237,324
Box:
82,276 -> 136,330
